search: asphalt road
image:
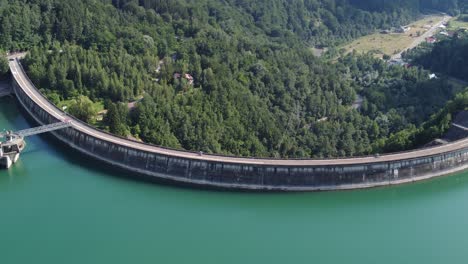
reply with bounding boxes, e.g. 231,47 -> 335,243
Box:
9,58 -> 468,166
392,15 -> 451,60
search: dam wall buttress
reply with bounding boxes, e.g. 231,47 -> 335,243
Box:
11,68 -> 468,191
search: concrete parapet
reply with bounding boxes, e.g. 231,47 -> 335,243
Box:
10,75 -> 468,191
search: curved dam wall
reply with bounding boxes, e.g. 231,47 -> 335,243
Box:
11,68 -> 468,191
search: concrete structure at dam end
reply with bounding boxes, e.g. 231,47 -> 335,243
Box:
8,58 -> 468,191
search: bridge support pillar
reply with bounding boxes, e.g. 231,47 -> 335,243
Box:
0,152 -> 20,169
1,155 -> 12,169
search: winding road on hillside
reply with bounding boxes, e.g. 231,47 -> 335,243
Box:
392,15 -> 451,61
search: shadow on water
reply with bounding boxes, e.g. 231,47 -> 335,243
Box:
4,96 -> 468,201
0,97 -> 239,194
0,159 -> 30,189
31,129 -> 468,203
0,97 -> 24,128
12,100 -> 216,193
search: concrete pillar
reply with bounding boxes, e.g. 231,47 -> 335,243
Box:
12,153 -> 20,163
0,155 -> 12,169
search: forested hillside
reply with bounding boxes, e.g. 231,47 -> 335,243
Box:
0,0 -> 433,50
351,0 -> 467,15
404,35 -> 468,82
1,0 -> 466,158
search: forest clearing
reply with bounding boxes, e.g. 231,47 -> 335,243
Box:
341,14 -> 447,58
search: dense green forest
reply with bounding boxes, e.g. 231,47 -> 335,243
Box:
7,0 -> 466,51
404,34 -> 468,82
1,0 -> 467,158
393,32 -> 468,151
351,0 -> 467,15
380,86 -> 468,152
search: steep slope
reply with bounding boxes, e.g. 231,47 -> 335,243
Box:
0,0 -> 465,158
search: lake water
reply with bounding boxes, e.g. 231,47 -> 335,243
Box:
1,96 -> 468,263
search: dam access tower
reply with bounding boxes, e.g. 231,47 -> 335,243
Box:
0,121 -> 71,169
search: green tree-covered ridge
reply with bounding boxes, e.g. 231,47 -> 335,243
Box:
1,0 -> 467,158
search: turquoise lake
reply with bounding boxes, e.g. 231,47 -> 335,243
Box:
1,96 -> 468,263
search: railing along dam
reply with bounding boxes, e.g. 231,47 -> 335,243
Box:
9,58 -> 468,191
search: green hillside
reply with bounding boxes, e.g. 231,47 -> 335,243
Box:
1,0 -> 466,158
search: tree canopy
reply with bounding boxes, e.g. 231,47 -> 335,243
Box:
1,0 -> 467,158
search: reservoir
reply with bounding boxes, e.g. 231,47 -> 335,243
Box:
2,96 -> 468,263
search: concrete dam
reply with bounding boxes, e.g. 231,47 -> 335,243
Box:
9,58 -> 468,191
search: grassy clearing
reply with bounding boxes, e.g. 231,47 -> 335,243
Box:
57,96 -> 105,126
340,14 -> 446,58
57,97 -> 104,114
447,16 -> 468,30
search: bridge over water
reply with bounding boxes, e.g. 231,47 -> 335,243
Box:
0,121 -> 71,168
7,56 -> 468,191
